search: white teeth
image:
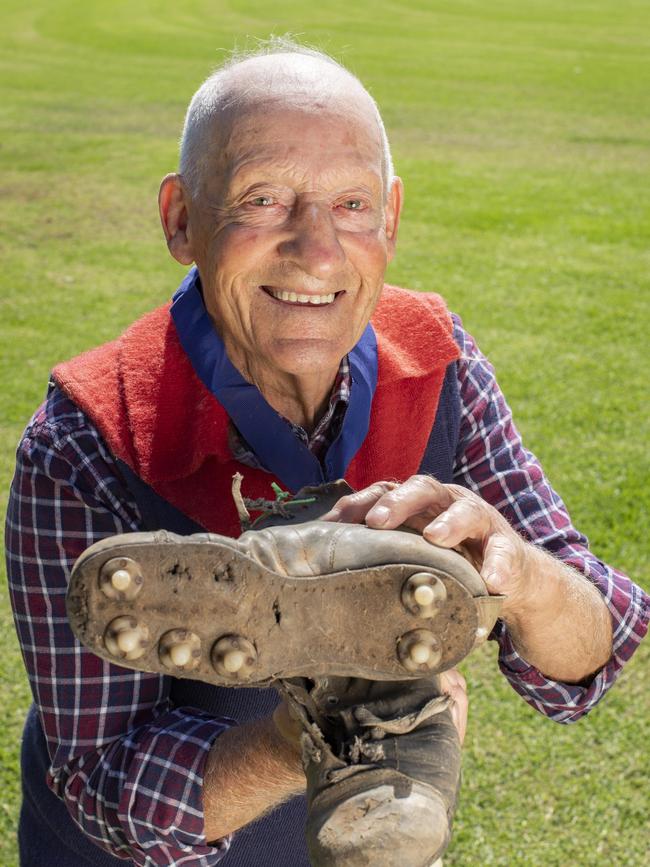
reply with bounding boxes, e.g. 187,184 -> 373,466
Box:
269,288 -> 336,305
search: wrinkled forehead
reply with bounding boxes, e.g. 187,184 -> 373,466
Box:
200,55 -> 387,188
201,103 -> 385,198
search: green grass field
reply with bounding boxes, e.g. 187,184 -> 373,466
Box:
1,1 -> 649,864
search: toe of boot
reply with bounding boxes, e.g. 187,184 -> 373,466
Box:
306,778 -> 450,867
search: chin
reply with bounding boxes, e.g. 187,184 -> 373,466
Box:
271,338 -> 349,377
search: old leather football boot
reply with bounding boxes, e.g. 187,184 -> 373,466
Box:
67,521 -> 502,686
278,674 -> 461,867
67,484 -> 504,866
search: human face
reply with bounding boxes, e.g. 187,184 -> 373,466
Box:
184,101 -> 402,388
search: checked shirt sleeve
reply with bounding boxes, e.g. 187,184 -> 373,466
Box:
452,317 -> 649,723
5,388 -> 232,865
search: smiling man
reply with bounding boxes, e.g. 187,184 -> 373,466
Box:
163,52 -> 400,432
6,40 -> 648,867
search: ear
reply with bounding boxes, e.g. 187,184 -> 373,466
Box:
158,173 -> 195,265
384,176 -> 403,262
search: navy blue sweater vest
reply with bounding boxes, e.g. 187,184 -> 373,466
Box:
20,362 -> 460,867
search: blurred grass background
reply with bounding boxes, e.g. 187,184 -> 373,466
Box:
1,1 -> 648,864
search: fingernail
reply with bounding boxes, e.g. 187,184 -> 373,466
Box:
368,505 -> 390,527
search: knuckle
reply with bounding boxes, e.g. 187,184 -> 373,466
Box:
451,495 -> 489,530
449,485 -> 485,510
492,533 -> 511,550
489,533 -> 517,559
463,497 -> 486,518
374,481 -> 405,505
362,481 -> 395,499
408,474 -> 440,493
336,482 -> 398,512
365,483 -> 396,505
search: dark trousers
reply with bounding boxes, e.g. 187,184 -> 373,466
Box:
19,705 -> 129,866
19,703 -> 308,867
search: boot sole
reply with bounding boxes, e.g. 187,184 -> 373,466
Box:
67,529 -> 500,686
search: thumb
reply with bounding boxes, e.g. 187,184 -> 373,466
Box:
272,701 -> 304,753
481,533 -> 520,596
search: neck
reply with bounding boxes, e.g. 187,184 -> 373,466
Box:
240,361 -> 339,434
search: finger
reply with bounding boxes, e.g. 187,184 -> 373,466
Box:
320,482 -> 398,523
449,692 -> 468,746
272,702 -> 303,752
365,475 -> 453,529
440,669 -> 468,745
423,496 -> 491,547
440,667 -> 465,690
481,533 -> 520,595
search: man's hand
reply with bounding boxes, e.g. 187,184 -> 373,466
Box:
322,475 -> 528,610
323,475 -> 613,683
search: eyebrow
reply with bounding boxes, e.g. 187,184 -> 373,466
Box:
227,156 -> 383,192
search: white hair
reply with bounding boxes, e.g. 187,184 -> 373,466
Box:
178,36 -> 394,197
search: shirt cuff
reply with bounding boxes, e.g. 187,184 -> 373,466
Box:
116,708 -> 232,864
489,541 -> 649,724
561,553 -> 650,668
491,584 -> 649,724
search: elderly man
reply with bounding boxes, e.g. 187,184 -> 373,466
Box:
6,41 -> 648,867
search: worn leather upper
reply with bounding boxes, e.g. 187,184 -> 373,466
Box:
238,522 -> 487,597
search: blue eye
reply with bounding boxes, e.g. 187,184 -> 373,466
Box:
251,196 -> 274,206
342,199 -> 363,210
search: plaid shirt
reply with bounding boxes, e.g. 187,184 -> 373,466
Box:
5,316 -> 648,866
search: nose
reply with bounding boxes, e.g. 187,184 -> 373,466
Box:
278,201 -> 346,279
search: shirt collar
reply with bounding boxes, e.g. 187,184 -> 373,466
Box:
169,267 -> 377,491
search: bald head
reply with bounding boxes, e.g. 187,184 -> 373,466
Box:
179,41 -> 394,197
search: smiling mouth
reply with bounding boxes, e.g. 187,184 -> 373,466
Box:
262,286 -> 340,306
